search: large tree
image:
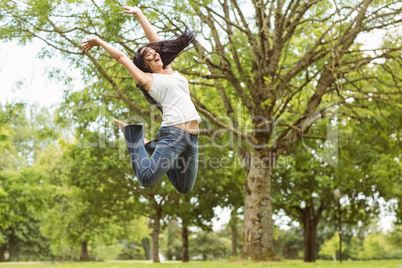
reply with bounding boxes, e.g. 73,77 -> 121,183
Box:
2,0 -> 401,260
0,103 -> 57,261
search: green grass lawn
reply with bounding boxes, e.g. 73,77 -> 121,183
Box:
1,260 -> 401,268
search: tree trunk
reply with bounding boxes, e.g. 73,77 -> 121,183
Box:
299,203 -> 326,262
303,207 -> 317,262
242,150 -> 279,261
181,224 -> 189,262
142,237 -> 151,260
231,208 -> 238,256
8,228 -> 18,261
79,241 -> 90,261
152,205 -> 162,263
166,229 -> 174,260
0,244 -> 6,262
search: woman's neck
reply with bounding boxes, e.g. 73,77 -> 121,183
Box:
153,68 -> 173,75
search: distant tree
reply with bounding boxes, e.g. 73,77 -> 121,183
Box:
216,219 -> 243,257
319,232 -> 343,260
273,227 -> 304,259
0,103 -> 57,261
40,129 -> 145,261
189,230 -> 231,260
350,227 -> 402,260
159,220 -> 182,260
116,216 -> 150,260
387,226 -> 402,251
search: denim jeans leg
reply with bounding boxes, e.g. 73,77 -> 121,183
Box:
121,123 -> 145,176
144,139 -> 158,155
122,124 -> 187,188
145,138 -> 181,183
166,134 -> 199,194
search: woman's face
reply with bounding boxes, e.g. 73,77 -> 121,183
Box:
141,47 -> 163,72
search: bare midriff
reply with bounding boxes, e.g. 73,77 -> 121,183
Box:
173,120 -> 200,135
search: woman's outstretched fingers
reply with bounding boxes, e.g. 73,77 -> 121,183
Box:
81,37 -> 100,52
81,41 -> 92,52
121,5 -> 140,15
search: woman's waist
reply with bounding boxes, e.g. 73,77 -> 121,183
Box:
173,120 -> 199,135
157,119 -> 200,135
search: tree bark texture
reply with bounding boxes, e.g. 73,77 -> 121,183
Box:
242,150 -> 278,261
231,214 -> 237,256
296,203 -> 326,262
303,208 -> 317,262
181,224 -> 189,262
152,205 -> 162,263
0,244 -> 6,262
79,241 -> 90,261
231,209 -> 238,256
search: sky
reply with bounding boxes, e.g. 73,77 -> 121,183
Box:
1,39 -> 62,108
0,30 -> 397,232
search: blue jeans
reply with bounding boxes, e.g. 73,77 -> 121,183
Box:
122,123 -> 199,194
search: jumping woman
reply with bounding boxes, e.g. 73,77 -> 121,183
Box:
81,6 -> 201,194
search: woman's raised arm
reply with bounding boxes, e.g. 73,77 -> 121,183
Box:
122,6 -> 160,43
81,37 -> 153,91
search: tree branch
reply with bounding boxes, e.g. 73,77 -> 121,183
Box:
48,21 -> 160,121
191,95 -> 258,144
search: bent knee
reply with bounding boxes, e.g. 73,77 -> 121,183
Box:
177,186 -> 193,195
139,180 -> 156,188
137,173 -> 158,188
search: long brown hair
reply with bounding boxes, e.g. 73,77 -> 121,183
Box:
133,29 -> 196,114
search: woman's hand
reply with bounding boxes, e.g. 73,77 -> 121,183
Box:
81,37 -> 101,52
122,6 -> 142,16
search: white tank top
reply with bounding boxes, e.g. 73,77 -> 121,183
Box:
148,71 -> 202,126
